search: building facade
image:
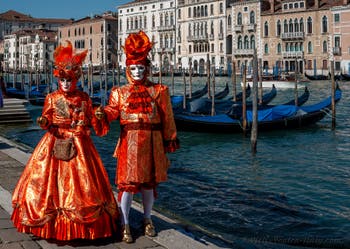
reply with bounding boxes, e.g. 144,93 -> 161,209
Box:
3,29 -> 57,73
57,12 -> 118,70
117,0 -> 176,72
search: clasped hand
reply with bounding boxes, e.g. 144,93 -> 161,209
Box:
95,106 -> 105,120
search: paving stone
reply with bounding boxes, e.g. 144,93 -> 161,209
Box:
0,220 -> 13,229
0,228 -> 32,243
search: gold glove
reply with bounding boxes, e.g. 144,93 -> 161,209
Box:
95,106 -> 105,120
36,116 -> 48,127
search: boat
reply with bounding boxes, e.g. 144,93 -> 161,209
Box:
188,85 -> 276,115
174,87 -> 341,133
304,72 -> 329,81
213,82 -> 229,100
171,83 -> 209,109
244,74 -> 310,89
340,73 -> 350,81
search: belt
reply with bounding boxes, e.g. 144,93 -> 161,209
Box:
120,123 -> 162,131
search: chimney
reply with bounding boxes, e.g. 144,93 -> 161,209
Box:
315,0 -> 320,8
270,0 -> 275,13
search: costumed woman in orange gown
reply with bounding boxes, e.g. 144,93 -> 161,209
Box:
11,41 -> 119,241
95,30 -> 179,243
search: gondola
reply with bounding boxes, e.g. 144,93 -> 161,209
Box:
174,87 -> 341,133
188,84 -> 276,115
304,72 -> 329,81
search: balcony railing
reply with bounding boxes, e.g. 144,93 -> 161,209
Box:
187,34 -> 208,42
157,25 -> 176,32
281,32 -> 305,40
282,51 -> 304,58
234,25 -> 243,33
247,23 -> 256,32
233,49 -> 254,56
333,47 -> 341,56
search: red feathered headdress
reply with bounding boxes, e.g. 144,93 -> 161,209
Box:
53,41 -> 87,83
123,30 -> 153,66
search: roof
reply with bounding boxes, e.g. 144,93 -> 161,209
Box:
0,10 -> 72,24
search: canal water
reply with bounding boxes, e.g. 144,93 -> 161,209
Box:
1,76 -> 349,248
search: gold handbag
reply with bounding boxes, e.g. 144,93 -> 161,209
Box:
53,137 -> 76,161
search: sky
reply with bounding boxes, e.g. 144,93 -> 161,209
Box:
0,0 -> 130,20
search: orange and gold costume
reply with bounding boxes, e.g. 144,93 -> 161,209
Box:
99,31 -> 179,197
11,41 -> 119,240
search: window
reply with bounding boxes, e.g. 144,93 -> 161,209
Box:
322,16 -> 328,33
335,61 -> 341,70
334,13 -> 340,23
211,43 -> 214,53
277,20 -> 281,36
244,36 -> 249,49
264,21 -> 269,36
250,35 -> 255,49
323,41 -> 327,53
188,7 -> 191,18
228,15 -> 231,26
300,18 -> 304,32
335,36 -> 340,48
264,43 -> 269,54
210,4 -> 214,15
238,36 -> 242,49
237,12 -> 242,25
308,41 -> 312,53
220,3 -> 223,14
307,17 -> 312,34
277,43 -> 281,54
250,11 -> 255,24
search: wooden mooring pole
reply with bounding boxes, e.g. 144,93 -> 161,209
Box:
258,58 -> 263,105
251,51 -> 258,154
242,64 -> 247,135
232,61 -> 237,102
331,60 -> 336,130
211,65 -> 216,116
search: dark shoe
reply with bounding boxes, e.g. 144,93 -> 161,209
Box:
122,224 -> 133,243
144,218 -> 156,237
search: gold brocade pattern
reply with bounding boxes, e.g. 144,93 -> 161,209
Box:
11,89 -> 119,240
103,82 -> 179,193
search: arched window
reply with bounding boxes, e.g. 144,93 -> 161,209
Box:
264,21 -> 269,36
323,40 -> 327,53
250,35 -> 255,49
277,43 -> 281,54
322,16 -> 328,33
250,11 -> 255,24
277,20 -> 281,36
244,36 -> 249,49
294,18 -> 299,32
220,20 -> 223,33
289,19 -> 293,33
308,41 -> 313,53
307,17 -> 312,34
211,21 -> 214,35
284,20 -> 288,32
237,12 -> 242,25
300,18 -> 304,32
238,36 -> 242,49
228,15 -> 231,26
264,43 -> 269,54
152,15 -> 155,28
160,13 -> 163,26
188,7 -> 191,18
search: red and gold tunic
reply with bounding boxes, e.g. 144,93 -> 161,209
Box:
101,80 -> 179,194
11,89 -> 119,240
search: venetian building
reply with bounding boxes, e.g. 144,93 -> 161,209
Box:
331,3 -> 350,74
57,12 -> 118,71
230,0 -> 261,75
3,29 -> 56,73
259,0 -> 349,76
177,0 -> 229,75
117,0 -> 176,72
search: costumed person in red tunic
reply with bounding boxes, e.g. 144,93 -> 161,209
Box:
94,30 -> 179,243
11,41 -> 119,241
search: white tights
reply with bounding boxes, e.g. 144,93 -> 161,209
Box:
120,188 -> 155,225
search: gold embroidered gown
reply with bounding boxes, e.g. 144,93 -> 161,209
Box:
11,89 -> 119,240
101,80 -> 179,196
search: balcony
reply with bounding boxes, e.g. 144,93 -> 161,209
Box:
234,25 -> 243,33
187,34 -> 208,42
247,23 -> 256,32
282,51 -> 304,58
333,47 -> 341,56
157,25 -> 176,32
281,32 -> 305,40
233,49 -> 254,56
